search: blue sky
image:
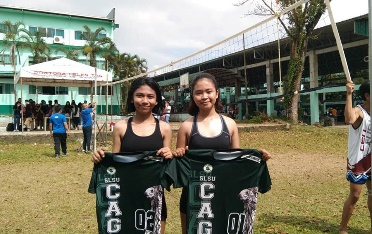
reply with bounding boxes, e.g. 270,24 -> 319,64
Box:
0,0 -> 368,70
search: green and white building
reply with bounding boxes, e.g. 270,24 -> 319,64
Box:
0,5 -> 119,115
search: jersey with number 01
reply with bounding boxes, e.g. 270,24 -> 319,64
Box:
164,149 -> 271,234
88,151 -> 167,234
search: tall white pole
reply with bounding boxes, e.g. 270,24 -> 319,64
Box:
94,67 -> 97,151
369,0 -> 372,175
324,0 -> 351,82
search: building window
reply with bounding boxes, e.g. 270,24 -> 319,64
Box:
47,28 -> 55,37
97,33 -> 106,39
0,55 -> 17,65
0,23 -> 9,33
29,86 -> 68,95
75,31 -> 106,40
29,26 -> 64,38
75,31 -> 83,40
98,87 -> 112,95
28,85 -> 43,94
0,83 -> 13,94
78,87 -> 90,95
56,87 -> 68,95
38,27 -> 46,37
29,26 -> 37,35
56,29 -> 64,37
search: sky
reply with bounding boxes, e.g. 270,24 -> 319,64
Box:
0,0 -> 368,71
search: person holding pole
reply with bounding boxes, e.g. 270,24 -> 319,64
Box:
81,101 -> 96,154
340,80 -> 372,233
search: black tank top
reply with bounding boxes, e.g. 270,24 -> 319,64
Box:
120,117 -> 163,152
188,114 -> 231,150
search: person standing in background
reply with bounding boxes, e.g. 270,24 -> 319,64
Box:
49,105 -> 69,158
164,101 -> 171,123
13,100 -> 22,131
339,80 -> 372,234
71,100 -> 80,130
81,101 -> 96,153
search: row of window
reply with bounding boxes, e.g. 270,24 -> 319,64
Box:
0,84 -> 112,95
0,24 -> 107,40
0,55 -> 17,65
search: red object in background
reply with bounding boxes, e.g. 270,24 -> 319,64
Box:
109,122 -> 115,131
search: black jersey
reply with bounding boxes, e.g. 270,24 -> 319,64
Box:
88,152 -> 168,234
120,117 -> 163,152
164,149 -> 271,234
188,114 -> 231,150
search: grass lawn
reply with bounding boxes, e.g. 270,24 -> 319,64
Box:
0,125 -> 370,233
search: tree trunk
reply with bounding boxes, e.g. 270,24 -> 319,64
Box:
284,36 -> 308,124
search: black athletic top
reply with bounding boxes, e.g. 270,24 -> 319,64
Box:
120,117 -> 163,152
188,114 -> 231,150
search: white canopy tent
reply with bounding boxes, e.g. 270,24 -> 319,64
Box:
15,57 -> 112,87
15,57 -> 113,149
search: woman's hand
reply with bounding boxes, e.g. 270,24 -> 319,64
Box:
173,146 -> 188,157
91,148 -> 105,164
157,147 -> 173,159
259,148 -> 272,161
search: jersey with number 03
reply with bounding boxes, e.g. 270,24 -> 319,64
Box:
88,151 -> 167,234
164,149 -> 272,234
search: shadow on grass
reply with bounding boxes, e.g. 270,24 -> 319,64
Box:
258,213 -> 368,233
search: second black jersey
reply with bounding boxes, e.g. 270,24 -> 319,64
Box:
88,152 -> 167,234
164,149 -> 272,234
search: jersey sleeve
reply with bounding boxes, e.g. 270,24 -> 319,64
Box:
243,148 -> 272,194
162,157 -> 190,190
257,161 -> 272,193
87,164 -> 98,194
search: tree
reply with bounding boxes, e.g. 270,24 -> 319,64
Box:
0,20 -> 25,102
110,53 -> 148,114
54,47 -> 80,61
236,0 -> 326,123
81,25 -> 112,68
19,30 -> 50,64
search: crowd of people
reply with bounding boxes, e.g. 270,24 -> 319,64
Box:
12,98 -> 90,131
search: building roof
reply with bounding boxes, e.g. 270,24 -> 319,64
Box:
0,4 -> 115,22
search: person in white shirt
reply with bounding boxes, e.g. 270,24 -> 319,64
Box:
164,101 -> 171,123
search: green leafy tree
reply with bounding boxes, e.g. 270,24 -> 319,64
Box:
0,20 -> 25,102
236,0 -> 327,123
80,25 -> 113,102
19,30 -> 50,64
54,47 -> 80,61
81,25 -> 112,68
110,53 -> 148,114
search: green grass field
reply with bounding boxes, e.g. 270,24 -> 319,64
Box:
0,125 -> 370,233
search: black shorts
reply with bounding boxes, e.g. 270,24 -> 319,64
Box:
161,191 -> 167,221
179,187 -> 188,214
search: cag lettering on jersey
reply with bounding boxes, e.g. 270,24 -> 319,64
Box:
188,164 -> 216,233
101,166 -> 122,233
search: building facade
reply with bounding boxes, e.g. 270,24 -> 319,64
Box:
0,5 -> 119,115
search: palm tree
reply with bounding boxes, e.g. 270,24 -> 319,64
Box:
81,25 -> 112,68
19,30 -> 50,64
0,20 -> 25,102
113,53 -> 148,114
54,47 -> 80,61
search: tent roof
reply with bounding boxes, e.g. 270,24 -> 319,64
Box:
15,57 -> 112,87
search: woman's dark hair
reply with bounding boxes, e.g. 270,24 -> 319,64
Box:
359,80 -> 370,101
126,77 -> 164,115
187,72 -> 223,116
